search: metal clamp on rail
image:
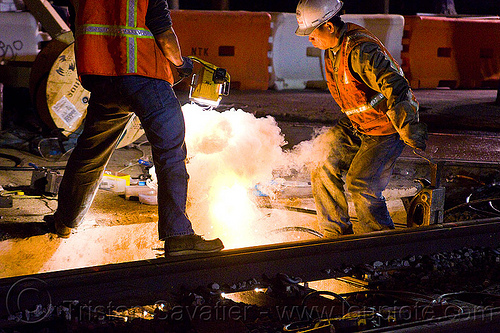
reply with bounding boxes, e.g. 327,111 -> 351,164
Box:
402,149 -> 446,227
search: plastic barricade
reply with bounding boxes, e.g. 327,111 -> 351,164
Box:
269,13 -> 406,90
269,12 -> 326,90
342,14 -> 405,66
171,10 -> 271,90
402,16 -> 500,89
0,11 -> 43,62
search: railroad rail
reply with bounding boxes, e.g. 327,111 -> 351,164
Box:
1,217 -> 500,322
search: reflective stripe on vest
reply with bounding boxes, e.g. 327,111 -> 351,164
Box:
75,0 -> 154,74
344,93 -> 385,116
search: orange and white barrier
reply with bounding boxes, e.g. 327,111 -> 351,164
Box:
269,13 -> 406,90
342,14 -> 405,66
269,12 -> 326,90
171,10 -> 271,90
402,16 -> 500,89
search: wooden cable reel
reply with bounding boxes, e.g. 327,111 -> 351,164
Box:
29,40 -> 145,149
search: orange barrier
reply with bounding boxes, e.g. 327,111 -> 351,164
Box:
171,10 -> 271,90
402,16 -> 500,89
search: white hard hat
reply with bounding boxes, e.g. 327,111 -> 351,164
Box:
295,0 -> 343,36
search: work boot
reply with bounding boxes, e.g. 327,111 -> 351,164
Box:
44,215 -> 72,238
165,234 -> 224,256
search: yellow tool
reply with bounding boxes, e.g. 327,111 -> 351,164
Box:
188,56 -> 230,109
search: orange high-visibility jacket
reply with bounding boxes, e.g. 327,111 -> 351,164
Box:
74,0 -> 174,84
325,23 -> 415,136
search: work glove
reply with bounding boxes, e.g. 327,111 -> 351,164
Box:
386,100 -> 428,151
398,122 -> 428,151
175,56 -> 193,78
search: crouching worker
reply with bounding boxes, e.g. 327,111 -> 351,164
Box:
295,0 -> 427,237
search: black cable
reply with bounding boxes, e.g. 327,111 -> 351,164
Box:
490,201 -> 500,214
0,166 -> 66,171
0,153 -> 22,167
445,197 -> 500,216
467,185 -> 500,216
466,194 -> 500,217
270,226 -> 323,238
301,290 -> 351,310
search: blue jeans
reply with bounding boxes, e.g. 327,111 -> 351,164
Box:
311,116 -> 405,237
54,75 -> 194,239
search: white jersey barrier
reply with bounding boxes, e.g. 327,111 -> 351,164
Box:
342,14 -> 404,66
269,13 -> 405,90
269,12 -> 326,91
0,11 -> 44,62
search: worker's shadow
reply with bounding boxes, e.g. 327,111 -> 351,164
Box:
0,184 -> 56,240
0,221 -> 52,240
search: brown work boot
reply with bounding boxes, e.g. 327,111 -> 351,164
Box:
165,234 -> 224,256
44,215 -> 72,238
55,219 -> 72,238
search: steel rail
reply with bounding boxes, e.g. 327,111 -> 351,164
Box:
1,218 -> 500,319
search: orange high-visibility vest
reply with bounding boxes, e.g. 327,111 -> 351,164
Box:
74,0 -> 174,84
325,23 -> 410,135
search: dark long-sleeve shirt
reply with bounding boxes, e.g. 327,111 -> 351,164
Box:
146,0 -> 172,35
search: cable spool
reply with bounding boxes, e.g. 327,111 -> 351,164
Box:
45,42 -> 89,136
30,41 -> 89,136
30,40 -> 144,148
29,39 -> 70,131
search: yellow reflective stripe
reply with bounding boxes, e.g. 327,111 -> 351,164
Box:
76,25 -> 154,38
344,93 -> 386,116
77,0 -> 150,74
127,0 -> 137,73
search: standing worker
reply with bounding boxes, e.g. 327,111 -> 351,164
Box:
295,0 -> 427,237
46,0 -> 223,256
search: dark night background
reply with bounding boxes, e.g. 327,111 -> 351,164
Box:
50,0 -> 499,16
176,0 -> 499,16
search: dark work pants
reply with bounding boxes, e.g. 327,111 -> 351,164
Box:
311,116 -> 405,237
54,75 -> 194,239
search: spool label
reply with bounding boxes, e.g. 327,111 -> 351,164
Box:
51,95 -> 82,129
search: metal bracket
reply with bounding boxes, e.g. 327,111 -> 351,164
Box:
403,149 -> 446,227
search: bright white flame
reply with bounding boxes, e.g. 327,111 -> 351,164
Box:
208,175 -> 260,248
144,103 -> 323,249
181,104 -> 288,248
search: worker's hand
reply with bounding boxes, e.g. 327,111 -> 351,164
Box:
400,122 -> 428,151
176,56 -> 193,78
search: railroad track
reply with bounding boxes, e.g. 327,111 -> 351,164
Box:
1,130 -> 499,330
1,217 -> 500,323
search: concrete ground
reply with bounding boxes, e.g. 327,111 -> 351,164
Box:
0,88 -> 499,278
